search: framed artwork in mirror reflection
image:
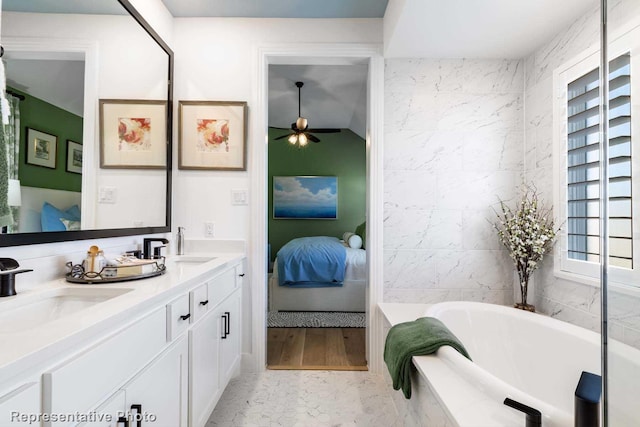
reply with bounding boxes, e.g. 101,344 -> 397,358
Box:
99,99 -> 167,169
26,127 -> 57,169
66,140 -> 83,174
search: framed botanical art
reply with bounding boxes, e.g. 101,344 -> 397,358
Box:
273,176 -> 338,219
66,140 -> 83,174
99,99 -> 167,169
178,101 -> 247,171
26,127 -> 57,169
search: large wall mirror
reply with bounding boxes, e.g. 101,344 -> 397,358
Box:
0,0 -> 173,247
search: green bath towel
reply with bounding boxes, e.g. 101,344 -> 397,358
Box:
384,317 -> 471,399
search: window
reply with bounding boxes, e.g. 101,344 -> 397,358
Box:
566,54 -> 632,269
555,24 -> 639,286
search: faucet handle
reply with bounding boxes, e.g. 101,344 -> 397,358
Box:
0,258 -> 33,297
503,398 -> 541,427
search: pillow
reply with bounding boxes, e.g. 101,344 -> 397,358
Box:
60,218 -> 81,231
355,221 -> 366,249
65,205 -> 81,221
41,202 -> 80,232
342,232 -> 363,249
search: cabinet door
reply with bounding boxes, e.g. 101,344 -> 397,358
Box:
188,308 -> 221,427
218,290 -> 241,388
77,391 -> 125,427
123,336 -> 188,427
0,382 -> 39,427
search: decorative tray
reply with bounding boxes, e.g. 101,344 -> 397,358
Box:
65,257 -> 166,284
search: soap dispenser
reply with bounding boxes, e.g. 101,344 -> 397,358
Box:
177,227 -> 185,255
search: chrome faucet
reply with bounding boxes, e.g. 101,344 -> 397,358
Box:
0,258 -> 33,297
143,238 -> 169,260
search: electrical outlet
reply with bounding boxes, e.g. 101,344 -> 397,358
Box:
204,222 -> 215,238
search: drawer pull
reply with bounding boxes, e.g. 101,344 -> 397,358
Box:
225,311 -> 231,335
179,313 -> 191,321
130,404 -> 142,427
222,313 -> 228,339
200,300 -> 209,306
117,416 -> 130,427
238,273 -> 245,277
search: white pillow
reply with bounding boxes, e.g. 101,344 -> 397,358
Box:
342,232 -> 363,249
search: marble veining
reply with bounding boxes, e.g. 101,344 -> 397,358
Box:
207,371 -> 400,427
384,58 -> 523,307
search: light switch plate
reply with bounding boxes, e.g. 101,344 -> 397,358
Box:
98,186 -> 117,204
231,189 -> 248,205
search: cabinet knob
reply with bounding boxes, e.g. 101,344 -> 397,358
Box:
179,313 -> 191,321
238,273 -> 245,277
200,300 -> 209,306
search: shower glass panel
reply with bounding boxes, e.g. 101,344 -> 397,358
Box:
605,0 -> 640,425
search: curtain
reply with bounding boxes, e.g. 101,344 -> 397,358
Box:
0,94 -> 20,231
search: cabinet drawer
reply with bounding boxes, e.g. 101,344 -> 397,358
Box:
189,283 -> 209,324
43,308 -> 166,424
0,382 -> 40,427
207,268 -> 239,308
167,294 -> 191,341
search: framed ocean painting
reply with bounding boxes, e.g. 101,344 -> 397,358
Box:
273,176 -> 338,219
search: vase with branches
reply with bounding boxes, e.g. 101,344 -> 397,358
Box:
493,187 -> 560,312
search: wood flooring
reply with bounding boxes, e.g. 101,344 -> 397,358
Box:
267,328 -> 367,370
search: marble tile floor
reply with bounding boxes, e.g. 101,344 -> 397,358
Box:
207,370 -> 401,427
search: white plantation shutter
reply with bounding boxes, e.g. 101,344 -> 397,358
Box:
566,53 -> 632,269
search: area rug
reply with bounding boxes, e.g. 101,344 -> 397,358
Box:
267,311 -> 366,328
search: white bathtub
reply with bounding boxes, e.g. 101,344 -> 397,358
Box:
415,301 -> 640,427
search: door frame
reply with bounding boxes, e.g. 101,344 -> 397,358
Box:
249,42 -> 384,373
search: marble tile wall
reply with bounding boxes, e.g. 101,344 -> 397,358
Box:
525,0 -> 640,349
383,59 -> 524,306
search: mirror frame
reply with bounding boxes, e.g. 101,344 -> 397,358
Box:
0,0 -> 173,247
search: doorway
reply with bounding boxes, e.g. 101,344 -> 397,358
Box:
265,63 -> 368,370
250,43 -> 385,374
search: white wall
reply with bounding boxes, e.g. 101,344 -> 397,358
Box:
171,18 -> 382,240
382,58 -> 524,305
526,0 -> 640,349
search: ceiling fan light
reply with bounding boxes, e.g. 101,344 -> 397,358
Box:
296,117 -> 308,130
288,134 -> 298,144
298,133 -> 308,146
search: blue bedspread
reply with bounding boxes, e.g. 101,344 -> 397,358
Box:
277,236 -> 346,287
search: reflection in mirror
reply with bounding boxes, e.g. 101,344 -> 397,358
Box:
0,0 -> 171,242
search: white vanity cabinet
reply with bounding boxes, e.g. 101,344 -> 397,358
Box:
188,263 -> 243,427
0,381 -> 40,426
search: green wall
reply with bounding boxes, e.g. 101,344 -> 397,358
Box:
11,87 -> 83,192
268,127 -> 366,261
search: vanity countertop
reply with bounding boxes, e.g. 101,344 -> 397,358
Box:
0,252 -> 245,384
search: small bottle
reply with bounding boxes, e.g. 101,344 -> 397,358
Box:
177,227 -> 185,255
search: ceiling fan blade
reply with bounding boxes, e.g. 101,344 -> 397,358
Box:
306,133 -> 321,143
306,128 -> 341,133
274,134 -> 292,140
269,126 -> 290,130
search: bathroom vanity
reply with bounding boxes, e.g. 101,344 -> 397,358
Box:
0,253 -> 245,427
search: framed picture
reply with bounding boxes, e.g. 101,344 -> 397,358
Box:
66,140 -> 83,174
26,127 -> 57,169
99,99 -> 167,169
273,176 -> 338,219
178,101 -> 247,171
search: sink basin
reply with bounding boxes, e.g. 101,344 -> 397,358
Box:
0,287 -> 132,333
172,256 -> 217,264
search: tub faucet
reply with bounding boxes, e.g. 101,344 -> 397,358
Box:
504,398 -> 541,427
143,238 -> 169,260
0,258 -> 33,297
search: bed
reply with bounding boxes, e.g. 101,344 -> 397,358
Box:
268,236 -> 367,312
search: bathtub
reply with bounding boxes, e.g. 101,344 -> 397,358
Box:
410,301 -> 640,427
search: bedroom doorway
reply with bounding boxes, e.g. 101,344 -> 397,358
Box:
265,63 -> 369,371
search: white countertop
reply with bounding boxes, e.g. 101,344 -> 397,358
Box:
0,252 -> 244,384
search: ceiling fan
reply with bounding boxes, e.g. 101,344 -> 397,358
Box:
273,81 -> 340,146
